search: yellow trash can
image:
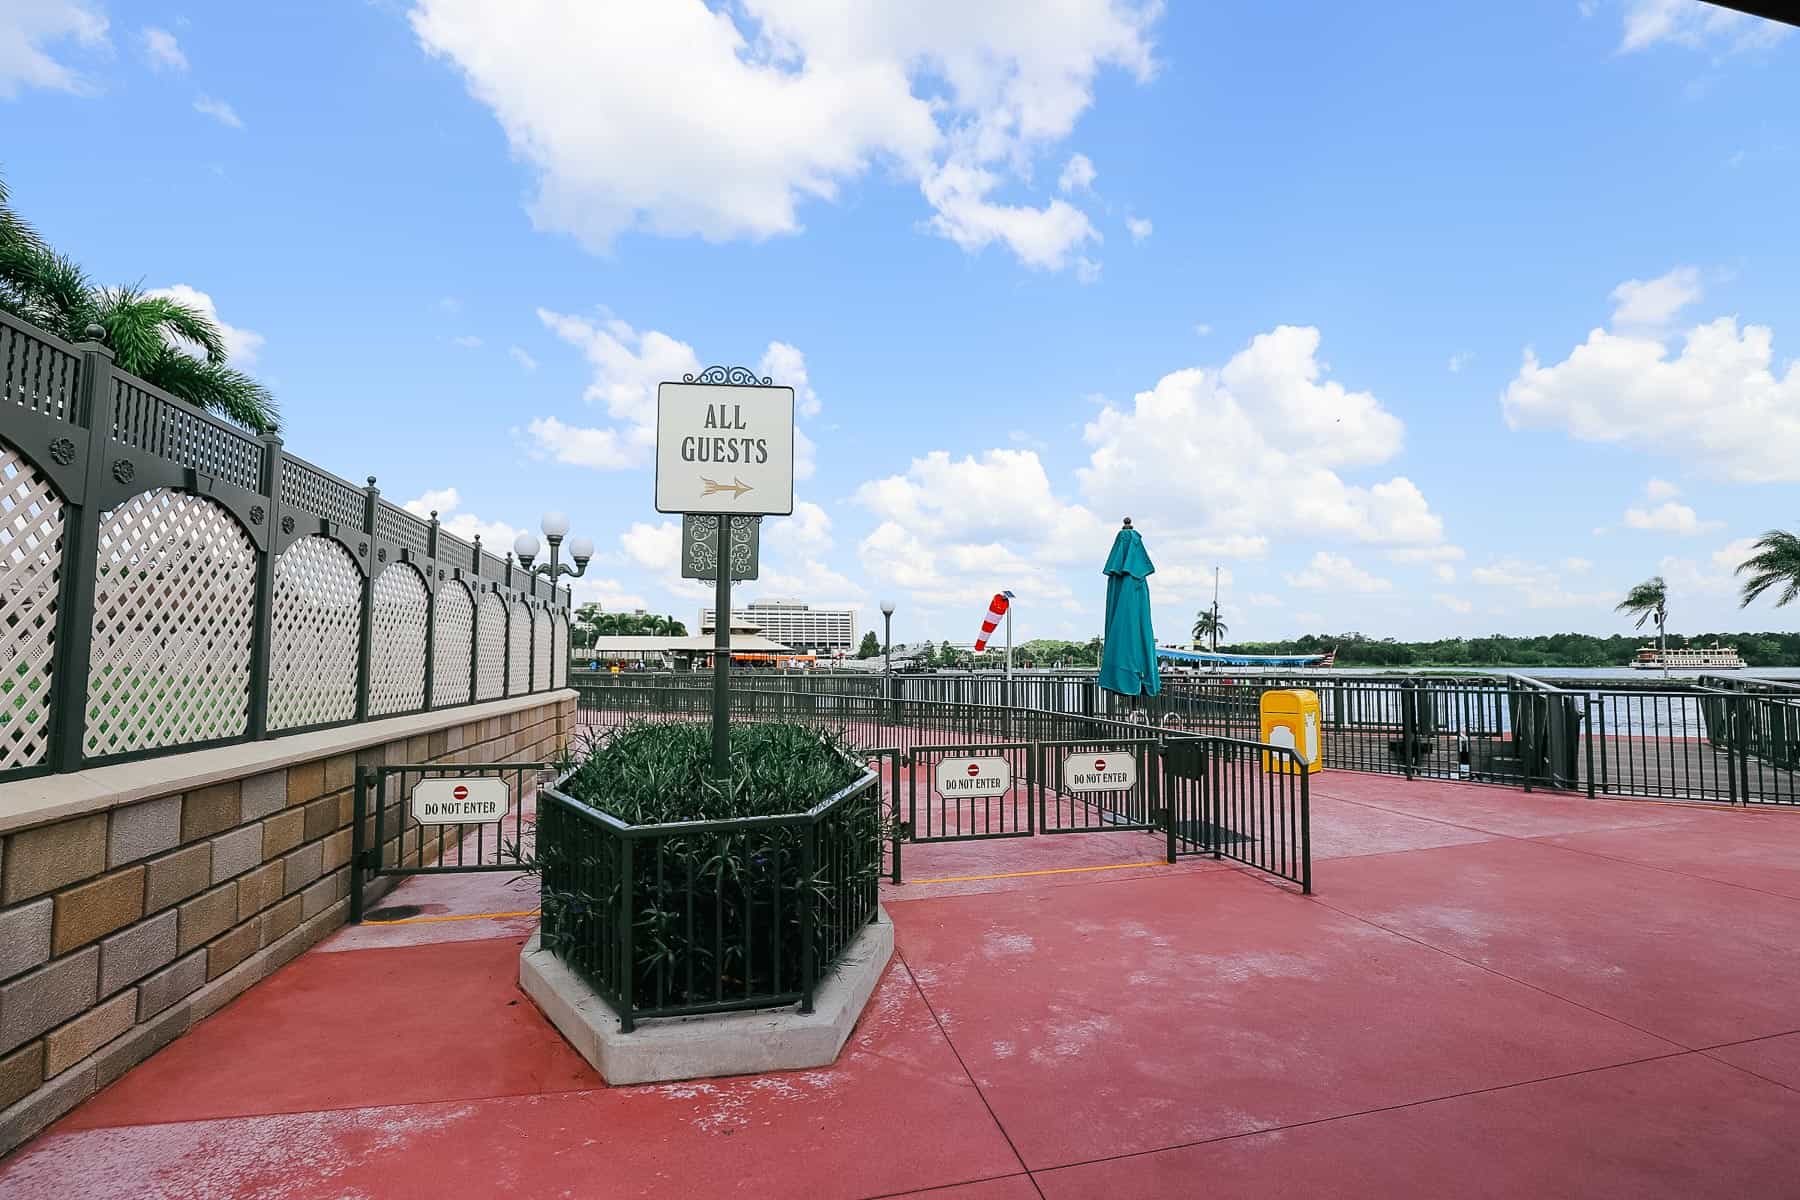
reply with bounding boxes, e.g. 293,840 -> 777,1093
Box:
1260,689 -> 1322,774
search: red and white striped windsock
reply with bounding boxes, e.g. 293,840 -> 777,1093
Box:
972,591 -> 1015,652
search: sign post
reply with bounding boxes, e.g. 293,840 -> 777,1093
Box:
656,367 -> 796,783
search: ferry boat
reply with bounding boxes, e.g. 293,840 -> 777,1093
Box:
1630,643 -> 1745,670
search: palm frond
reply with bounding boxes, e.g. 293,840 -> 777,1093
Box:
0,242 -> 94,334
1736,528 -> 1800,609
140,350 -> 280,433
93,283 -> 229,372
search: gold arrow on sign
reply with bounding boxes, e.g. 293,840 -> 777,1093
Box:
701,476 -> 754,499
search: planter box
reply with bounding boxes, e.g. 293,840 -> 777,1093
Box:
533,761 -> 883,1033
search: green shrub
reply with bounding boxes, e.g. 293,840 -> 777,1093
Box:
557,719 -> 865,823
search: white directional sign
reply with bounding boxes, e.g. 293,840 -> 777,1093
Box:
934,756 -> 1012,797
411,778 -> 511,825
655,380 -> 795,516
1061,751 -> 1138,794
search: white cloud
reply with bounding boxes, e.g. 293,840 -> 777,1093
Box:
1125,215 -> 1152,242
1194,323 -> 1213,337
1623,500 -> 1720,535
569,575 -> 648,612
1286,552 -> 1392,594
1562,556 -> 1594,573
1657,553 -> 1736,599
141,26 -> 186,72
1644,477 -> 1680,501
408,0 -> 1157,273
858,448 -> 1108,561
1079,325 -> 1445,547
144,284 -> 265,366
523,415 -> 637,471
401,486 -> 521,550
193,94 -> 244,128
1470,558 -> 1613,610
1245,592 -> 1282,608
1501,275 -> 1800,482
1435,564 -> 1456,583
0,2 -> 107,98
1619,0 -> 1791,54
451,334 -> 482,349
437,296 -> 461,314
1609,266 -> 1701,332
1447,351 -> 1471,373
765,500 -> 832,557
1433,593 -> 1472,615
1389,544 -> 1465,563
508,345 -> 538,371
1711,537 -> 1757,572
758,341 -> 820,417
619,521 -> 681,573
1058,153 -> 1096,194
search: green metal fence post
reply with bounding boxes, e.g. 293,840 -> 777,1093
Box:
355,477 -> 377,722
1584,695 -> 1597,799
350,767 -> 370,922
48,336 -> 116,773
618,836 -> 636,1033
1299,764 -> 1312,894
421,510 -> 439,711
800,820 -> 818,1015
247,432 -> 284,740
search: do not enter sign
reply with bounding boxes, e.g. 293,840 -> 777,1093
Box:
412,778 -> 510,825
1061,750 -> 1138,794
935,756 -> 1010,797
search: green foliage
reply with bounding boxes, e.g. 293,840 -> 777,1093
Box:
541,720 -> 883,1012
1215,630 -> 1800,668
857,630 -> 882,658
0,171 -> 279,432
559,720 -> 865,823
1617,576 -> 1669,632
1010,638 -> 1102,668
583,610 -> 687,637
1192,607 -> 1227,650
1736,528 -> 1800,610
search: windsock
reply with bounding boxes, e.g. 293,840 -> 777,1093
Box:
972,591 -> 1015,652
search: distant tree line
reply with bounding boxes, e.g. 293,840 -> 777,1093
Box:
1216,631 -> 1800,668
570,604 -> 687,646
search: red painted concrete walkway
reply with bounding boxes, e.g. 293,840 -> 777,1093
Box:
5,776 -> 1800,1198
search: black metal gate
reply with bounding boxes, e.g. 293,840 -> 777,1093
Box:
906,742 -> 1036,842
350,761 -> 549,922
1035,738 -> 1161,835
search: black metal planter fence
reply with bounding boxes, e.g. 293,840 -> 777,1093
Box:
535,765 -> 883,1032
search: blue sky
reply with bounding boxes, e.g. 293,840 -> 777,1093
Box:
5,1 -> 1797,648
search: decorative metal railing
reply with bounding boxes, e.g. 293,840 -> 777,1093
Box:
0,309 -> 571,779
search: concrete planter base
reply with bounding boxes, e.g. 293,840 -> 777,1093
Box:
519,908 -> 894,1085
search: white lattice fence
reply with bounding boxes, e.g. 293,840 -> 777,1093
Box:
1,439 -> 66,770
86,489 -> 256,757
432,580 -> 473,707
369,563 -> 428,717
475,592 -> 505,701
552,613 -> 569,688
269,536 -> 362,731
533,608 -> 553,691
508,601 -> 531,695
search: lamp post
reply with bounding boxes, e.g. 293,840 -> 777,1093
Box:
880,600 -> 895,713
512,511 -> 594,584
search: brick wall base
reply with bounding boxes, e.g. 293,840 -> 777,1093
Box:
0,692 -> 575,1156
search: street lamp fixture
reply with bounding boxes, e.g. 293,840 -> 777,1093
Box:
880,600 -> 895,692
513,512 -> 593,581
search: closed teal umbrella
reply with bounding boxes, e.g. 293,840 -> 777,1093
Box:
1098,518 -> 1161,699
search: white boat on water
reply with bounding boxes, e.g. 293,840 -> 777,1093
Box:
1631,643 -> 1745,670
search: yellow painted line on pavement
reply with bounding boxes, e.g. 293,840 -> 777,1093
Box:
363,909 -> 540,926
906,861 -> 1169,885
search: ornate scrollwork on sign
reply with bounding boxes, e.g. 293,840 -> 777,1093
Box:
48,437 -> 76,466
683,365 -> 771,387
249,505 -> 265,525
682,514 -> 760,580
111,458 -> 135,484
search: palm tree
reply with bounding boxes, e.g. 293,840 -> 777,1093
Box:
1191,606 -> 1227,651
0,172 -> 278,432
1617,576 -> 1669,674
1736,529 -> 1800,610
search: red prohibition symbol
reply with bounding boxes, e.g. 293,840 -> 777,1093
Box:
452,785 -> 469,801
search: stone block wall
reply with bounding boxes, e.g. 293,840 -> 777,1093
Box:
0,692 -> 575,1155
